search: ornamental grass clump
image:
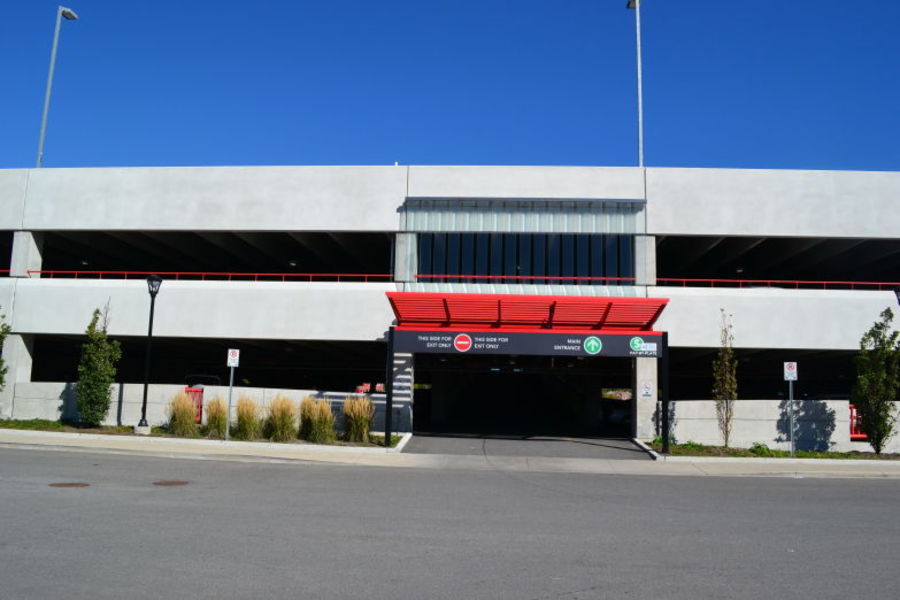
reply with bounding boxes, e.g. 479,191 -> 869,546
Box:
343,395 -> 374,443
168,392 -> 198,437
266,395 -> 298,442
307,399 -> 336,444
234,396 -> 261,440
205,396 -> 227,439
299,396 -> 317,440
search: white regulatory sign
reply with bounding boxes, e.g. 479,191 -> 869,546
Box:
783,361 -> 797,381
227,348 -> 240,368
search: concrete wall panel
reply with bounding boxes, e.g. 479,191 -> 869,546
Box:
653,287 -> 897,350
11,280 -> 396,341
0,170 -> 27,230
408,166 -> 645,200
646,168 -> 900,238
20,166 -> 408,232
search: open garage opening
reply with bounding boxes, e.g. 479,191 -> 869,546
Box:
413,353 -> 634,438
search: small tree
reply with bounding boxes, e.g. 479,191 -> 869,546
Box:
0,311 -> 11,390
712,309 -> 738,447
75,307 -> 122,427
852,308 -> 900,454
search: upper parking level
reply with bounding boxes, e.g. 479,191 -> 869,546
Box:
0,166 -> 897,238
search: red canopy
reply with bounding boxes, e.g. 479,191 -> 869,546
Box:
387,292 -> 668,332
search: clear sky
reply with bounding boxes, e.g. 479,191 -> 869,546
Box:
2,0 -> 898,171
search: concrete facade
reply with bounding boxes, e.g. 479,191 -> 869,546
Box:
0,164 -> 898,449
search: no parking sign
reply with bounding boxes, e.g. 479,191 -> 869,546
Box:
783,361 -> 797,381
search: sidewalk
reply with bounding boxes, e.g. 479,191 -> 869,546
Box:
2,428 -> 900,479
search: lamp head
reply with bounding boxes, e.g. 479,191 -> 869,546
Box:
60,7 -> 79,20
626,0 -> 639,8
146,274 -> 163,297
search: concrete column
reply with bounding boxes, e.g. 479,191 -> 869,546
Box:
10,231 -> 44,277
393,233 -> 417,284
634,234 -> 656,287
632,356 -> 658,440
0,334 -> 35,419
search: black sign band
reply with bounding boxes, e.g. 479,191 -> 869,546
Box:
394,330 -> 663,358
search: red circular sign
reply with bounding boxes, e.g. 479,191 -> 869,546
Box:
453,333 -> 473,352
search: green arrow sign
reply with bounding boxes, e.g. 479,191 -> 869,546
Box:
583,336 -> 603,355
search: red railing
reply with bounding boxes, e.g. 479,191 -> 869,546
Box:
849,404 -> 868,441
657,277 -> 900,291
415,274 -> 637,284
26,270 -> 394,282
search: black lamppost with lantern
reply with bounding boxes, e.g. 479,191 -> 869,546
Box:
137,275 -> 163,430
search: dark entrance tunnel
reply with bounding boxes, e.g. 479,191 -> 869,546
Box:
413,354 -> 634,437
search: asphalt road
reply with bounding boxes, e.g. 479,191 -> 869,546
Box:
1,447 -> 898,600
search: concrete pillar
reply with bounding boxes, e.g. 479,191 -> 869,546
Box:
10,231 -> 44,277
634,234 -> 656,287
0,334 -> 35,419
393,233 -> 417,284
632,356 -> 658,440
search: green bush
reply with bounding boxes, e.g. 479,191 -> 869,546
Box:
205,396 -> 227,439
75,308 -> 122,427
749,442 -> 774,457
343,395 -> 374,443
168,393 -> 198,437
234,396 -> 261,440
266,395 -> 298,442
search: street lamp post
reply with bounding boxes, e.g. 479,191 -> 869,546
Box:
626,0 -> 644,168
136,275 -> 163,433
36,5 -> 79,169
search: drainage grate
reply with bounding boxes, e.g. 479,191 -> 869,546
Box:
152,480 -> 190,487
49,482 -> 90,488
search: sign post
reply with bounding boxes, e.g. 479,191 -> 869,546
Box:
784,361 -> 798,457
225,348 -> 240,440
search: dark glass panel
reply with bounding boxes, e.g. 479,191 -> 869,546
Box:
518,234 -> 532,280
418,233 -> 433,282
446,233 -> 460,282
475,233 -> 490,281
460,233 -> 475,282
433,233 -> 447,283
490,233 -> 504,280
532,234 -> 546,284
547,234 -> 560,284
561,234 -> 575,282
619,235 -> 634,284
605,235 -> 619,280
576,235 -> 591,285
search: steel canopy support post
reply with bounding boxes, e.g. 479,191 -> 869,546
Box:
383,326 -> 395,449
660,331 -> 670,454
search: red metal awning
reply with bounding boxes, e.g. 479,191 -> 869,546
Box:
386,292 -> 668,332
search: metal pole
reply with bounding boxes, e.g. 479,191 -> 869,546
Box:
660,331 -> 670,454
383,327 -> 395,449
225,366 -> 235,440
37,7 -> 65,168
634,0 -> 645,168
138,293 -> 156,428
789,380 -> 795,457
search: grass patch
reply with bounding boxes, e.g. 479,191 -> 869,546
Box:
369,433 -> 402,448
305,399 -> 336,444
649,440 -> 900,460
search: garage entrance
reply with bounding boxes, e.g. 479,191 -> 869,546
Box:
413,353 -> 634,437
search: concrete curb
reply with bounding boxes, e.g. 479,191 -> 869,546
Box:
660,454 -> 900,467
0,428 -> 407,455
631,438 -> 660,460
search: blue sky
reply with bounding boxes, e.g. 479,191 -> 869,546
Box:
2,0 -> 898,170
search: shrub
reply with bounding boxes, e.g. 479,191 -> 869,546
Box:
307,399 -> 336,444
205,396 -> 227,439
749,442 -> 773,457
0,311 -> 11,391
168,393 -> 198,437
234,396 -> 261,440
299,396 -> 317,439
343,395 -> 374,443
266,395 -> 298,442
75,307 -> 122,426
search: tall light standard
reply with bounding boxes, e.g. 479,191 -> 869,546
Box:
627,0 -> 644,168
36,6 -> 79,169
136,275 -> 163,434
